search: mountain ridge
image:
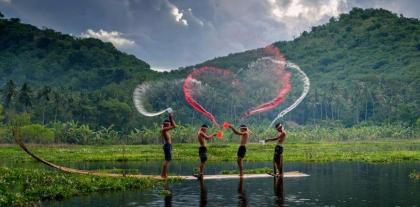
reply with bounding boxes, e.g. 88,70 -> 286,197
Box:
0,8 -> 418,130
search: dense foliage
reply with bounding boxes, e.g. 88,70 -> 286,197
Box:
0,167 -> 161,207
0,115 -> 417,144
0,8 -> 419,140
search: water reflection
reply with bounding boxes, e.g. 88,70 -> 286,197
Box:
274,176 -> 284,206
41,162 -> 420,207
238,178 -> 249,207
199,179 -> 207,207
164,181 -> 172,207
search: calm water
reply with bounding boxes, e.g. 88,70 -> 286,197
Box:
30,161 -> 420,207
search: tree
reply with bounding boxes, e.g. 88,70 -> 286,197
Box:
2,80 -> 16,109
18,83 -> 32,112
36,86 -> 51,124
51,90 -> 61,122
0,105 -> 4,122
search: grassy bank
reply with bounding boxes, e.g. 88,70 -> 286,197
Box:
0,167 -> 166,207
1,140 -> 419,163
1,122 -> 417,144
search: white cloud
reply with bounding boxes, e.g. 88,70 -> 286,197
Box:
0,0 -> 11,3
264,0 -> 348,37
268,0 -> 346,23
168,3 -> 188,26
81,29 -> 135,48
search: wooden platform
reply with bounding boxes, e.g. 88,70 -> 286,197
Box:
178,171 -> 309,180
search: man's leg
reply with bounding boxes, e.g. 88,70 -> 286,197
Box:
161,161 -> 168,178
273,150 -> 278,174
199,162 -> 204,175
275,159 -> 281,174
237,158 -> 243,176
278,155 -> 283,176
273,160 -> 278,174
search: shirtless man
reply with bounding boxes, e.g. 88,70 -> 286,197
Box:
265,123 -> 286,176
229,124 -> 250,177
195,124 -> 217,178
160,113 -> 176,178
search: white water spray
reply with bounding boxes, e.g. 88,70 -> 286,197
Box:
264,58 -> 310,128
133,83 -> 173,117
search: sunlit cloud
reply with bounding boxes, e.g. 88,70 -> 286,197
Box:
168,3 -> 188,26
268,0 -> 347,23
81,29 -> 136,48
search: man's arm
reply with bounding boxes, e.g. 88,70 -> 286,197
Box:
200,131 -> 216,139
266,132 -> 286,142
265,136 -> 279,142
164,113 -> 176,130
229,126 -> 246,135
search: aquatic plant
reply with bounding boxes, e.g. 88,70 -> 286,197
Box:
0,167 -> 162,207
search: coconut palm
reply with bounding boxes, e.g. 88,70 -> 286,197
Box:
18,83 -> 32,112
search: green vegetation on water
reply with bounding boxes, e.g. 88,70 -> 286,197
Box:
2,140 -> 419,163
221,167 -> 272,175
0,167 -> 166,207
409,170 -> 420,181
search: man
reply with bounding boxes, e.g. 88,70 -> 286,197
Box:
160,112 -> 176,178
195,124 -> 217,179
265,123 -> 286,176
229,124 -> 249,176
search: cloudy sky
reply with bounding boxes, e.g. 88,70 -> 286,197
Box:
1,0 -> 419,71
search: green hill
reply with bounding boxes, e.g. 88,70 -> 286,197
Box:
174,8 -> 420,126
0,8 -> 418,132
0,14 -> 157,89
0,12 -> 161,130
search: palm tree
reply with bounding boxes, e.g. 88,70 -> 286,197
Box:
328,82 -> 341,121
18,83 -> 32,112
52,91 -> 61,122
37,86 -> 51,124
0,105 -> 4,122
2,80 -> 16,109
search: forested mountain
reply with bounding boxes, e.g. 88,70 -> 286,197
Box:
173,8 -> 420,126
0,8 -> 419,132
0,13 -> 156,89
0,12 -> 162,130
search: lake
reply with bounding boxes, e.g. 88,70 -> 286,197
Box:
25,161 -> 419,207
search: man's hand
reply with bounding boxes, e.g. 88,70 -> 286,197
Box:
265,137 -> 278,142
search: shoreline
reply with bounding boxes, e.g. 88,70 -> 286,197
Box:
2,140 -> 419,163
